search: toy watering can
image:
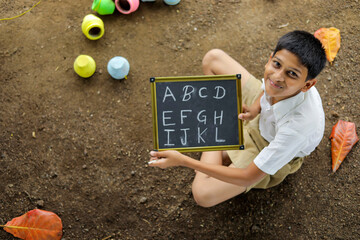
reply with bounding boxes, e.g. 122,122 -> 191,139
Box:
115,0 -> 140,14
92,0 -> 116,15
164,0 -> 181,5
74,55 -> 96,78
107,56 -> 130,79
81,14 -> 105,40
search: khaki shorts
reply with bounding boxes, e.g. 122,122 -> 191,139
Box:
227,75 -> 303,192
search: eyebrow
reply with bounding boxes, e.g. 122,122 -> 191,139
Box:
274,56 -> 302,75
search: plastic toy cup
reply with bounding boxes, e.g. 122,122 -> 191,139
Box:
92,0 -> 116,15
115,0 -> 140,14
81,14 -> 105,40
74,55 -> 96,78
107,56 -> 130,80
163,0 -> 181,5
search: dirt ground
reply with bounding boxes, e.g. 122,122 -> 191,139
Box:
1,0 -> 359,239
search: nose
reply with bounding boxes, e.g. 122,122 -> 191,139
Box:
272,69 -> 285,82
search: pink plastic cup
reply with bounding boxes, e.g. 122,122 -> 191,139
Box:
115,0 -> 140,14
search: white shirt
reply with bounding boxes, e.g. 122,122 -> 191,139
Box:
253,80 -> 325,175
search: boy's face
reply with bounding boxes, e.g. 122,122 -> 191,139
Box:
264,49 -> 317,104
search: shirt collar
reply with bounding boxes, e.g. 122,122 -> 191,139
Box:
264,89 -> 306,121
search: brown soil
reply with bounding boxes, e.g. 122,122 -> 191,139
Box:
1,0 -> 359,239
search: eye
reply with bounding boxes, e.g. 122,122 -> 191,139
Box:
288,71 -> 298,78
272,60 -> 280,68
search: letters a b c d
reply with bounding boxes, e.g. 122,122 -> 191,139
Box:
162,85 -> 226,102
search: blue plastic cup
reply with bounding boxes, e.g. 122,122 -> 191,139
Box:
107,56 -> 130,80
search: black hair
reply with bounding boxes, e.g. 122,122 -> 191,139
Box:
273,30 -> 327,81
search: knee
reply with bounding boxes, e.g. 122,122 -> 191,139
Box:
191,183 -> 217,208
202,49 -> 227,70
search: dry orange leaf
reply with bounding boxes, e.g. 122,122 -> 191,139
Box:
1,209 -> 63,240
314,27 -> 341,63
329,120 -> 359,173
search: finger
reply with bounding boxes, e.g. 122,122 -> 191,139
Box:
148,159 -> 165,167
238,113 -> 246,119
148,159 -> 158,166
149,156 -> 158,161
148,160 -> 158,164
238,112 -> 250,120
242,104 -> 249,112
150,150 -> 161,158
151,150 -> 170,159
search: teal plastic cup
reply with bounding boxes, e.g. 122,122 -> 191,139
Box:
163,0 -> 181,5
92,0 -> 116,15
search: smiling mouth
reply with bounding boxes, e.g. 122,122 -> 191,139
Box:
269,79 -> 283,89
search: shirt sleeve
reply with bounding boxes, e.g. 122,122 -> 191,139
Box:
253,125 -> 307,175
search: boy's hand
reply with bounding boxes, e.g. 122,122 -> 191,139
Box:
148,150 -> 185,169
238,104 -> 259,121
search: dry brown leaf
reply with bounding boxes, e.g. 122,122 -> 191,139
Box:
1,209 -> 63,240
314,27 -> 341,63
329,120 -> 359,172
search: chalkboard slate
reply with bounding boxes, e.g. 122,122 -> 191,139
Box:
150,74 -> 244,152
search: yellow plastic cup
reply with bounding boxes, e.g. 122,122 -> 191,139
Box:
74,55 -> 96,78
81,14 -> 105,40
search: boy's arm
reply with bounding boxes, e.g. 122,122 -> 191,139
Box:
149,151 -> 266,187
239,91 -> 263,121
183,156 -> 266,187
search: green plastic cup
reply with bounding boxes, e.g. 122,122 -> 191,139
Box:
92,0 -> 116,15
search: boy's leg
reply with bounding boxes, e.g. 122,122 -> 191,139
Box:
192,151 -> 246,208
192,50 -> 261,207
202,49 -> 252,89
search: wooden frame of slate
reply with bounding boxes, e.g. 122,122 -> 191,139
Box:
150,74 -> 244,152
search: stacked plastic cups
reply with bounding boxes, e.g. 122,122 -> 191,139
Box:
92,0 -> 140,15
91,0 -> 181,15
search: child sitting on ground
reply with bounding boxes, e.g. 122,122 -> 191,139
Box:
149,30 -> 327,207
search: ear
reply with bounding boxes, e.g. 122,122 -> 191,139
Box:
301,79 -> 317,92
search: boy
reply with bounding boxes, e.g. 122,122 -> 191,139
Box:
149,30 -> 327,207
